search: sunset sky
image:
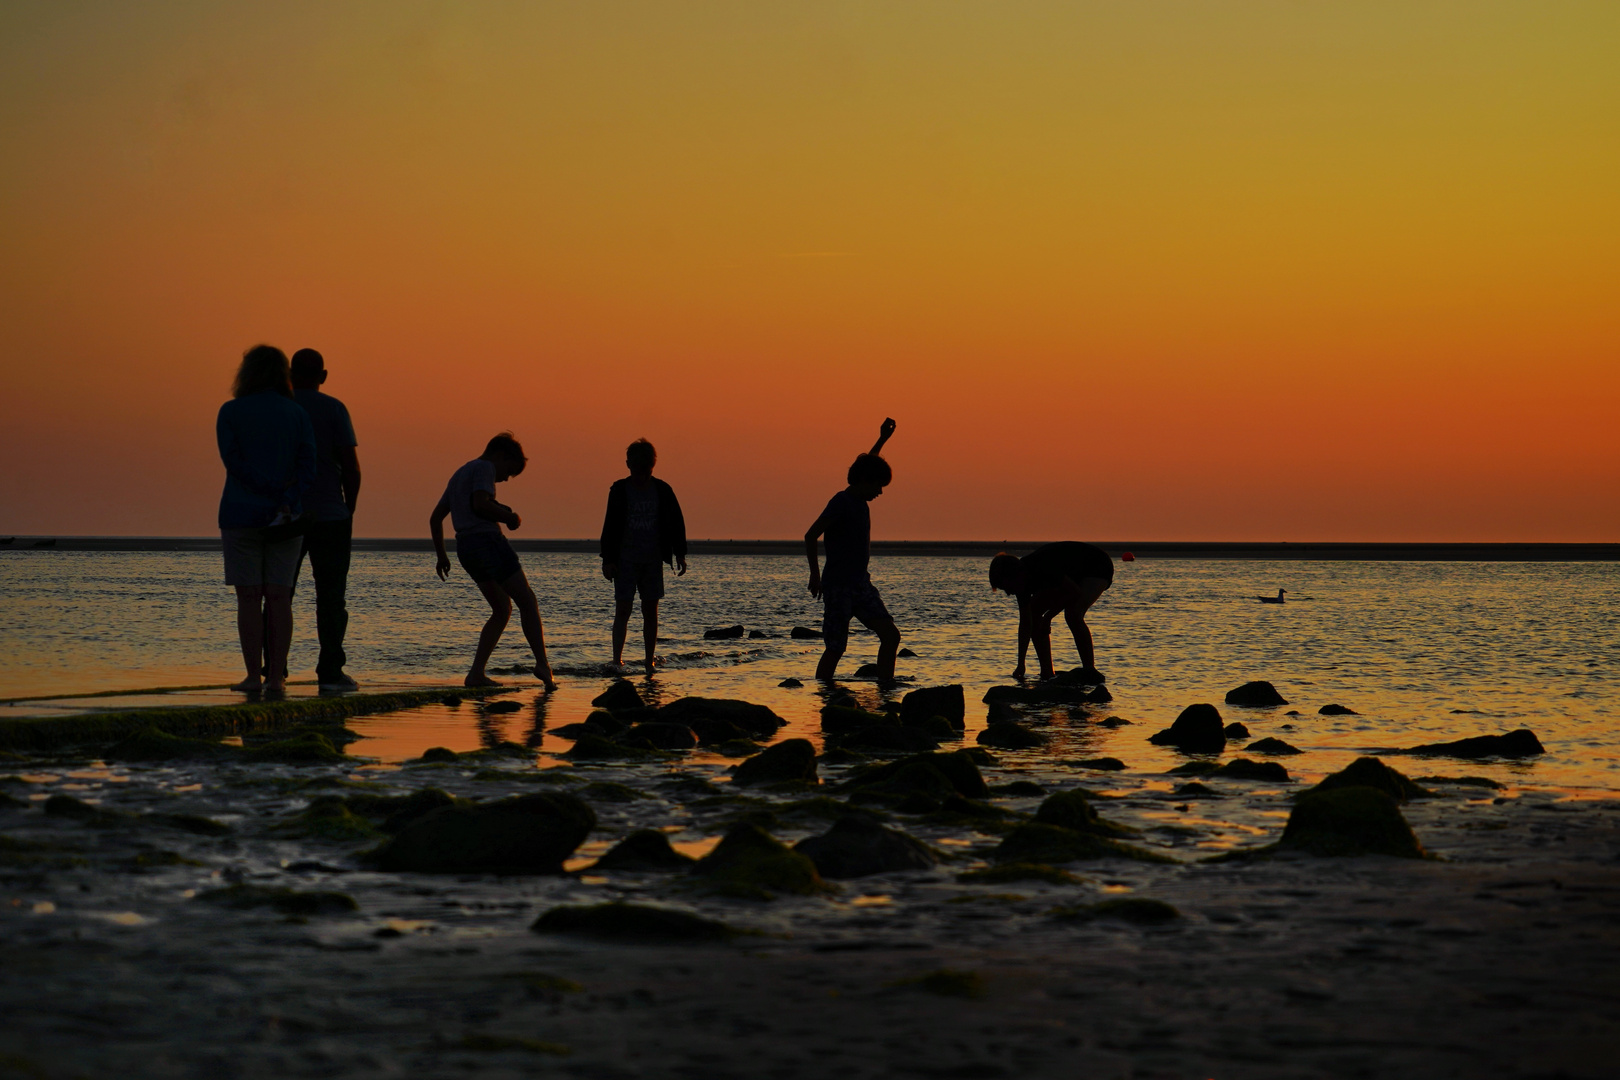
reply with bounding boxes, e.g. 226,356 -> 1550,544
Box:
1,2 -> 1615,541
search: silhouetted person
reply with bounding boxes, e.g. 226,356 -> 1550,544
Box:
805,418 -> 901,681
430,433 -> 557,689
290,348 -> 361,690
600,438 -> 688,673
216,344 -> 316,695
988,541 -> 1114,683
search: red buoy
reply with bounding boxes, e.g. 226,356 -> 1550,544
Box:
1121,551 -> 1135,562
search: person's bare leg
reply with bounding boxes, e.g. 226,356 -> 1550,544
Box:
1064,579 -> 1108,674
611,596 -> 633,666
233,586 -> 265,691
1032,621 -> 1057,679
815,623 -> 848,681
859,614 -> 901,681
501,570 -> 556,689
262,585 -> 293,692
641,597 -> 659,673
467,578 -> 512,687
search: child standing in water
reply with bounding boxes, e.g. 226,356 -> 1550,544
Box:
805,418 -> 901,681
430,433 -> 557,689
600,438 -> 688,673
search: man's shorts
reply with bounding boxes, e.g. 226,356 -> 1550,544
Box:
614,560 -> 665,604
222,528 -> 303,588
456,530 -> 522,585
821,578 -> 891,638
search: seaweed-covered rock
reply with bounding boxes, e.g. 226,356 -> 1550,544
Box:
1245,737 -> 1303,756
1148,704 -> 1226,754
1174,781 -> 1220,797
532,902 -> 735,942
820,703 -> 898,734
196,884 -> 357,915
790,626 -> 823,639
1318,703 -> 1357,716
245,732 -> 347,764
624,722 -> 698,751
731,739 -> 818,786
983,684 -> 1111,706
1033,790 -> 1133,837
277,796 -> 382,840
957,862 -> 1082,885
420,746 -> 459,763
1278,786 -> 1426,858
977,722 -> 1047,750
374,788 -> 461,832
1304,756 -> 1431,803
1225,681 -> 1288,707
371,792 -> 596,874
900,685 -> 966,730
564,733 -> 662,761
103,726 -> 232,762
704,625 -> 745,640
592,680 -> 645,713
591,830 -> 695,872
794,814 -> 937,878
656,698 -> 785,738
993,823 -> 1169,865
1213,758 -> 1290,782
1398,729 -> 1545,759
690,823 -> 828,898
842,750 -> 989,800
1098,716 -> 1132,727
1223,722 -> 1250,739
778,678 -> 803,688
1051,897 -> 1180,924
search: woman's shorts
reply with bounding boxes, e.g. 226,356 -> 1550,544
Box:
222,528 -> 303,588
613,560 -> 665,604
456,530 -> 522,585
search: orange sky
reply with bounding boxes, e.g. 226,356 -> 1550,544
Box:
1,2 -> 1616,541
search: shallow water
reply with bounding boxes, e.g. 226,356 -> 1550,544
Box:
2,550 -> 1617,791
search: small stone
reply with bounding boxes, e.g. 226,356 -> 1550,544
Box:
532,902 -> 736,942
993,823 -> 1169,864
1213,758 -> 1290,782
690,823 -> 829,898
794,814 -> 937,878
957,863 -> 1081,885
748,629 -> 773,639
196,884 -> 357,915
1034,790 -> 1134,837
731,739 -> 818,786
1318,703 -> 1358,716
1223,722 -> 1250,739
623,722 -> 699,751
988,780 -> 1047,797
900,685 -> 966,730
591,680 -> 645,713
1305,757 -> 1432,803
976,722 -> 1047,749
439,694 -> 463,707
591,830 -> 696,872
1147,704 -> 1226,754
790,626 -> 824,639
1279,786 -> 1426,858
854,664 -> 882,678
1071,757 -> 1126,771
1173,782 -> 1220,797
897,648 -> 918,658
1098,716 -> 1132,727
778,678 -> 803,688
1225,681 -> 1289,707
704,625 -> 746,639
1051,898 -> 1179,924
1399,729 -> 1545,759
1245,737 -> 1302,756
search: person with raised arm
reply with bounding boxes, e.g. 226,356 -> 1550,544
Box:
429,433 -> 557,690
988,542 -> 1114,684
804,419 -> 901,681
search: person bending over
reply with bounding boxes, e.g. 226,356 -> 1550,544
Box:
988,541 -> 1114,683
600,438 -> 688,674
805,418 -> 901,681
430,433 -> 557,690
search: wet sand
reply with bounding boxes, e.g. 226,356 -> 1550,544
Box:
2,688 -> 1617,1080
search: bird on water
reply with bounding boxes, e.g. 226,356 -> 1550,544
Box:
1257,588 -> 1287,604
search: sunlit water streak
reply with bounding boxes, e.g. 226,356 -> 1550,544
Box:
2,551 -> 1616,792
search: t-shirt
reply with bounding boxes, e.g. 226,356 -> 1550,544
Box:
620,482 -> 660,563
819,489 -> 871,587
216,392 -> 317,530
1019,542 -> 1114,596
443,458 -> 500,536
294,389 -> 358,522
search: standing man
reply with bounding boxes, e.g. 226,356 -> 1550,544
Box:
291,348 -> 361,690
600,438 -> 688,674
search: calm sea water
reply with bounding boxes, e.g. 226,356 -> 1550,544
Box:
2,550 -> 1617,792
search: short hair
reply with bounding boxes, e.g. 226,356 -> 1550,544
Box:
847,453 -> 892,487
484,432 -> 527,473
626,438 -> 657,472
232,344 -> 292,399
988,553 -> 1022,591
290,348 -> 324,379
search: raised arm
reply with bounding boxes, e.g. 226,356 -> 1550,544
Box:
804,512 -> 830,599
869,417 -> 896,456
430,495 -> 452,580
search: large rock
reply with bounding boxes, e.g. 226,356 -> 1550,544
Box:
532,903 -> 735,942
1278,786 -> 1426,858
900,685 -> 965,730
1225,681 -> 1289,707
624,722 -> 699,751
820,704 -> 898,734
790,626 -> 823,639
591,680 -> 645,713
1148,703 -> 1227,754
794,814 -> 938,878
976,722 -> 1047,749
1213,758 -> 1290,782
841,750 -> 989,800
1318,703 -> 1357,716
1304,757 -> 1431,803
591,830 -> 695,872
730,739 -> 818,786
371,792 -> 596,874
992,823 -> 1168,864
1398,729 -> 1545,759
690,823 -> 828,898
1033,790 -> 1134,837
656,697 -> 785,738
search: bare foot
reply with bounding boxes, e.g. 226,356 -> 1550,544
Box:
263,683 -> 287,698
464,674 -> 501,688
230,678 -> 262,692
534,664 -> 557,691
